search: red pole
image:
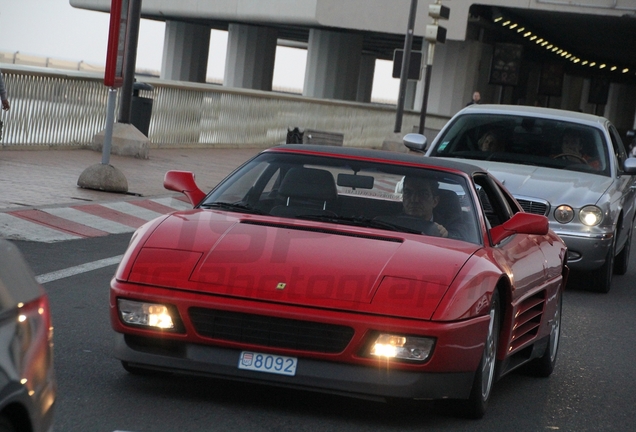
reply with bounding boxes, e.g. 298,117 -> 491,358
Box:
104,0 -> 128,88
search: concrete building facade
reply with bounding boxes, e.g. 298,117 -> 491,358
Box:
70,0 -> 636,133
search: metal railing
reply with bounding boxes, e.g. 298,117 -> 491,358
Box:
0,64 -> 449,149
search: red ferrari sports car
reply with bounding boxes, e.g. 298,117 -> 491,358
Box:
111,145 -> 567,418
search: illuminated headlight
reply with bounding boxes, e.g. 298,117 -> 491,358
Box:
118,299 -> 175,330
369,334 -> 435,362
554,205 -> 574,224
579,205 -> 603,226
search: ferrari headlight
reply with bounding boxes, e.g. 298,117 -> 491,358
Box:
554,205 -> 574,224
369,333 -> 435,362
579,205 -> 603,226
118,299 -> 175,329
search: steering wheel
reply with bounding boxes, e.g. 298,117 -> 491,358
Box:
552,153 -> 588,164
394,216 -> 440,236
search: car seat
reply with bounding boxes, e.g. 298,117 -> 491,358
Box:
270,167 -> 338,217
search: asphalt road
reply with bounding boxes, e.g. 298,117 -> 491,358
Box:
13,233 -> 636,432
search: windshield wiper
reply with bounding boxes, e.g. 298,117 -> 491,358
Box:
295,214 -> 361,224
295,214 -> 421,234
362,218 -> 422,234
200,202 -> 267,215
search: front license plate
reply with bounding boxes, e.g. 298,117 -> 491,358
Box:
238,351 -> 297,376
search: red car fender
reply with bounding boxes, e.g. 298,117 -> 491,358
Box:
115,215 -> 171,281
431,249 -> 508,322
496,262 -> 566,361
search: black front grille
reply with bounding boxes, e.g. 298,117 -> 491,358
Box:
516,198 -> 549,216
189,308 -> 354,353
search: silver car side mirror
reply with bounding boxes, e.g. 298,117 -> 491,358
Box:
622,157 -> 636,175
403,133 -> 428,153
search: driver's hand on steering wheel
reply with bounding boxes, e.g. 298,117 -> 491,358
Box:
435,222 -> 448,238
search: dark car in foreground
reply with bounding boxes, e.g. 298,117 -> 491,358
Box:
409,104 -> 636,293
110,145 -> 567,418
0,240 -> 56,432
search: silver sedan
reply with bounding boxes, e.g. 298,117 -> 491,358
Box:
405,104 -> 636,293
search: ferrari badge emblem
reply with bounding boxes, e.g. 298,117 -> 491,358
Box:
276,282 -> 286,290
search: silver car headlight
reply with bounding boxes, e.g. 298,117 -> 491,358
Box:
554,205 -> 574,224
579,205 -> 603,226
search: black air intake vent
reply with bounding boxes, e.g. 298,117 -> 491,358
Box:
189,308 -> 355,353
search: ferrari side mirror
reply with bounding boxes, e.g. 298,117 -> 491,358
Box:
490,212 -> 549,245
163,170 -> 206,207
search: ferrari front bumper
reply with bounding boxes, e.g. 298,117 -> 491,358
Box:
114,333 -> 475,401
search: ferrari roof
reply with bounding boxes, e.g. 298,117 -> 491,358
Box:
266,144 -> 487,177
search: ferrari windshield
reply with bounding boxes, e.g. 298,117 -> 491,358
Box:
430,113 -> 611,176
200,151 -> 482,244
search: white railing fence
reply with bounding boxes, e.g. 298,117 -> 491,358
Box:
0,64 -> 448,149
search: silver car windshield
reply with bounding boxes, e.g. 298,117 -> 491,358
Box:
431,114 -> 610,177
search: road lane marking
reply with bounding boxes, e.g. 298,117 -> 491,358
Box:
36,255 -> 124,284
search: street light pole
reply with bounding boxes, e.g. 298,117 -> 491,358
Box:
418,0 -> 450,135
118,0 -> 142,124
394,0 -> 418,133
418,43 -> 435,134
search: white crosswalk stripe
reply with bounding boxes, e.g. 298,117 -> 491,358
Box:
0,213 -> 80,242
0,196 -> 192,243
101,201 -> 167,221
42,207 -> 133,234
152,197 -> 192,211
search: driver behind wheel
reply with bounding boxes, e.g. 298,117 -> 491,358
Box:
555,129 -> 600,170
385,176 -> 470,240
403,176 -> 459,238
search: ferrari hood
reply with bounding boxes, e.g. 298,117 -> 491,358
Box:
124,210 -> 479,319
460,159 -> 612,206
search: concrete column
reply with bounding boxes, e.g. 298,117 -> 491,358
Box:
356,54 -> 376,103
161,20 -> 210,83
473,42 -> 494,104
580,78 -> 593,113
560,74 -> 585,112
224,24 -> 277,91
413,40 -> 489,118
404,51 -> 424,111
580,78 -> 607,115
303,29 -> 363,101
524,62 -> 542,106
405,81 -> 418,111
604,83 -> 636,132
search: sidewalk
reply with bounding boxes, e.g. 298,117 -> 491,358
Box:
0,147 -> 261,242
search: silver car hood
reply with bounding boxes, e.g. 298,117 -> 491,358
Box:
456,159 -> 613,207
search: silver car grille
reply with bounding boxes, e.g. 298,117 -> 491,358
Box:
516,198 -> 550,216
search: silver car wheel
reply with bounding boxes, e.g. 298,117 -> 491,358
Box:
547,292 -> 562,363
481,298 -> 498,399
